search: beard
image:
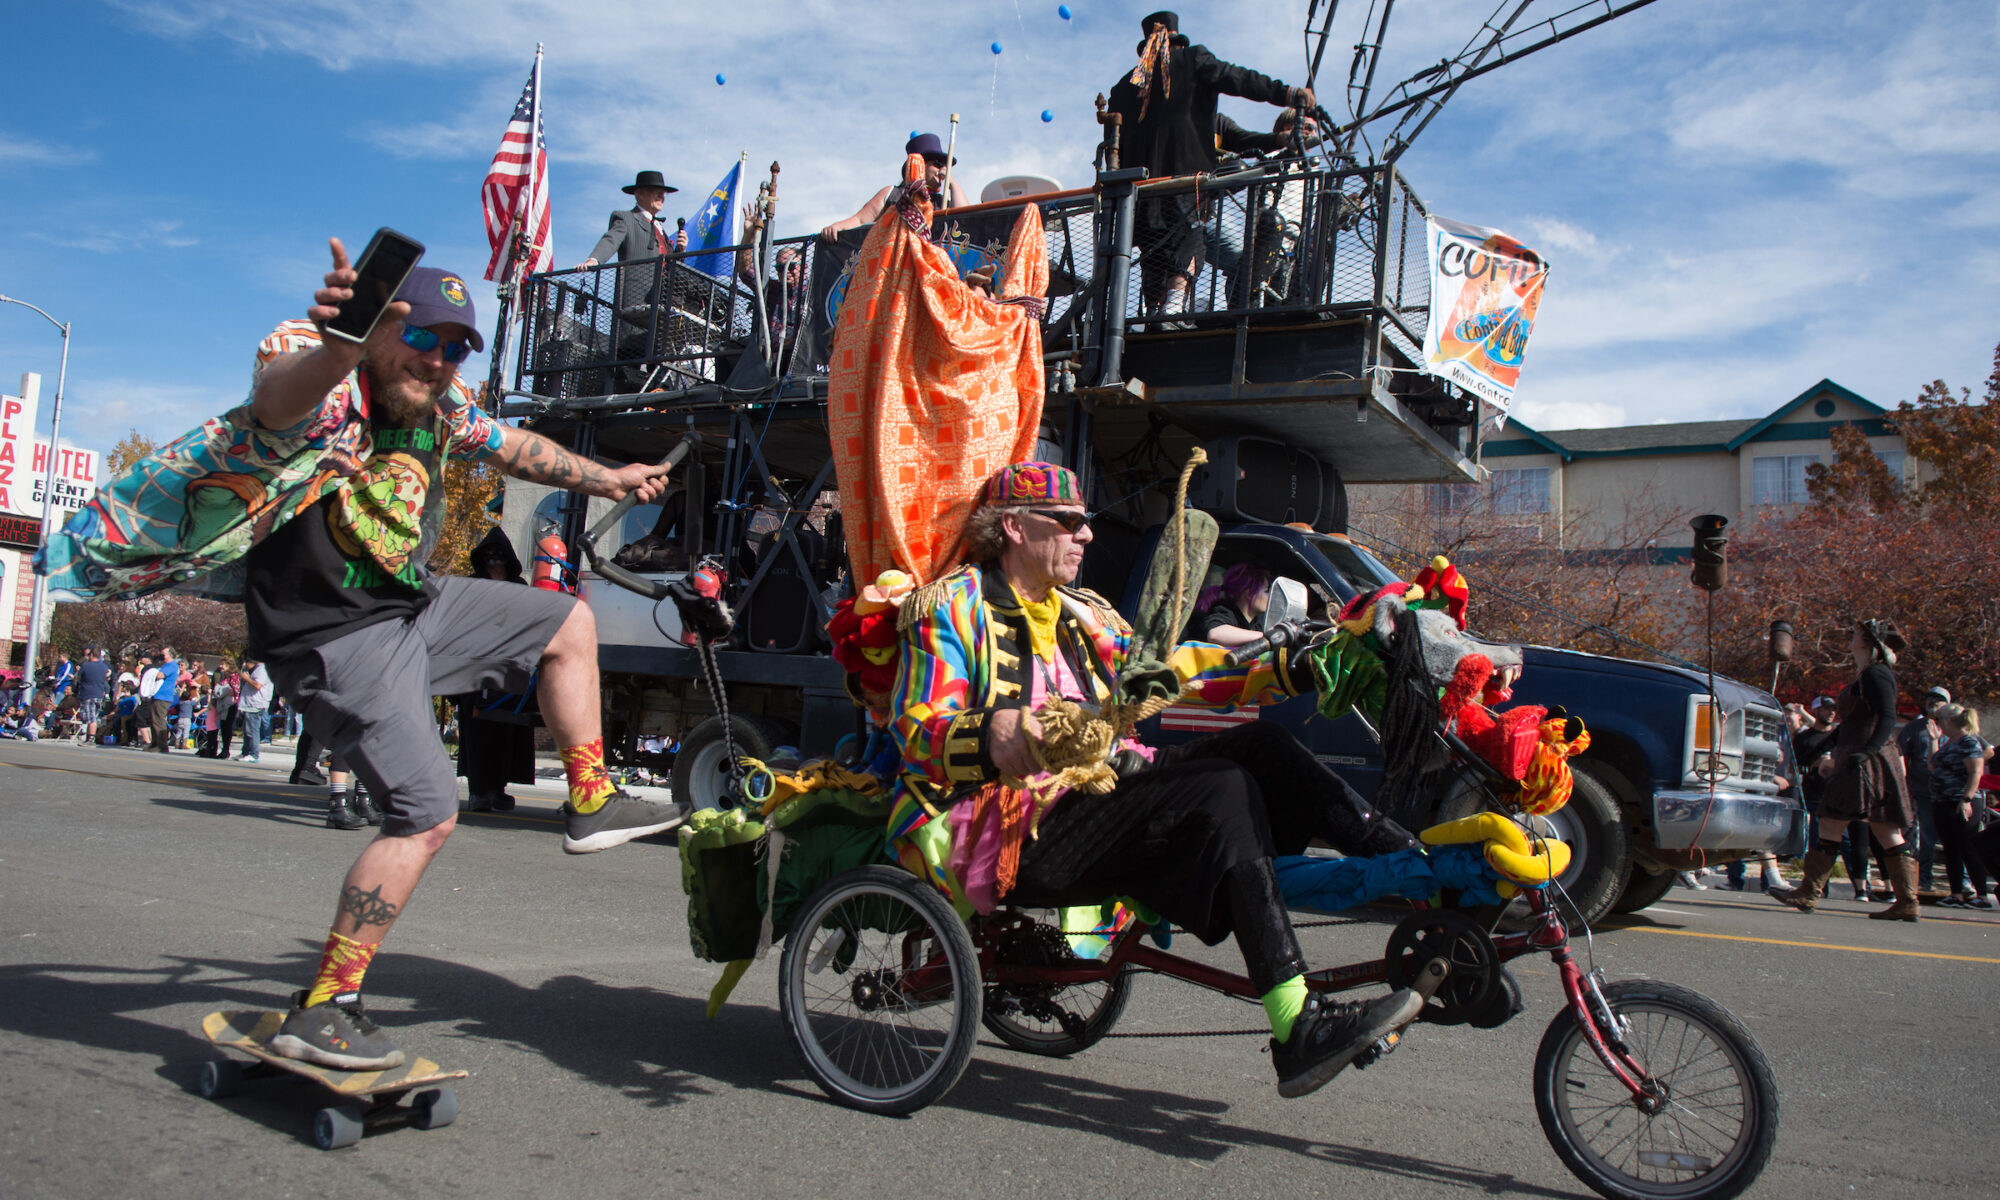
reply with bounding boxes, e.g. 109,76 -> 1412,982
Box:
362,363 -> 448,426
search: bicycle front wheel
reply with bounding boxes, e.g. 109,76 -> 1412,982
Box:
778,866 -> 981,1115
1534,979 -> 1778,1200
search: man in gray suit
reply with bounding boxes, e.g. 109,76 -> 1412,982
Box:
578,169 -> 687,272
576,170 -> 691,381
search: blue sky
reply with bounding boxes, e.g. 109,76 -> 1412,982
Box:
2,0 -> 1995,459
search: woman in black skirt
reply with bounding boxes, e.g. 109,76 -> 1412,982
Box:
1771,618 -> 1920,920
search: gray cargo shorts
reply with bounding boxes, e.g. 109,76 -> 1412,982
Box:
269,577 -> 576,837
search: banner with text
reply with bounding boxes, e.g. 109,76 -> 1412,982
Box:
1422,216 -> 1549,417
0,385 -> 39,516
0,385 -> 102,519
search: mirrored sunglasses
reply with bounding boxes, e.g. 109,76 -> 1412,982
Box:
400,324 -> 474,363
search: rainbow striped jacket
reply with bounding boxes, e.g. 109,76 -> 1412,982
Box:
886,562 -> 1308,895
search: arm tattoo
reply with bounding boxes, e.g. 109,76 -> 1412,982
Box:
339,884 -> 401,928
496,428 -> 618,496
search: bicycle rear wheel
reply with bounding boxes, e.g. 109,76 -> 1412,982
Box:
778,866 -> 980,1115
981,913 -> 1133,1056
1534,979 -> 1778,1200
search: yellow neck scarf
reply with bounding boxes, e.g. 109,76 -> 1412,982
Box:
1013,585 -> 1061,663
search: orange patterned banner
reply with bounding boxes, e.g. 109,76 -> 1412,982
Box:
829,154 -> 1048,585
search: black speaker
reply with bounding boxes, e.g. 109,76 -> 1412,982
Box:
1188,436 -> 1344,532
745,528 -> 827,654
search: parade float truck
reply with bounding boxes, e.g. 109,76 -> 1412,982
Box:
490,157 -> 1804,923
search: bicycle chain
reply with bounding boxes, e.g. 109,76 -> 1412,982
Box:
694,632 -> 749,806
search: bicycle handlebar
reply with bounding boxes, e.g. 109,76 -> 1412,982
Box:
1222,619 -> 1332,668
573,434 -> 701,601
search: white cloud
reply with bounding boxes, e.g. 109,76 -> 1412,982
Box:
0,132 -> 95,166
62,377 -> 237,446
1522,217 -> 1601,258
29,220 -> 198,255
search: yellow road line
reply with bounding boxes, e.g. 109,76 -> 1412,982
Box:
1632,926 -> 2000,965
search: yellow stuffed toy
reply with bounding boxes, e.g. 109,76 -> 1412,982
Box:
1422,812 -> 1572,898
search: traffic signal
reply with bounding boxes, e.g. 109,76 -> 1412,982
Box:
1689,514 -> 1728,591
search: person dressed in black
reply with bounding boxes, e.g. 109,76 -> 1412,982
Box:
1931,705 -> 1993,908
1772,619 -> 1920,920
1897,684 -> 1950,890
1105,11 -> 1315,316
457,527 -> 538,812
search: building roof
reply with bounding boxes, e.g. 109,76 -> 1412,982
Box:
1539,418 -> 1756,455
1485,378 -> 1888,461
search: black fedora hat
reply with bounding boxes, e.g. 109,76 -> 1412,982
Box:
622,170 -> 678,195
904,133 -> 956,165
1140,10 -> 1179,33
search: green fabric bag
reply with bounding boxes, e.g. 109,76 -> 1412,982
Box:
678,787 -> 897,964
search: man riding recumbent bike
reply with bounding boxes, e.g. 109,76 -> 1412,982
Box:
588,459 -> 1778,1200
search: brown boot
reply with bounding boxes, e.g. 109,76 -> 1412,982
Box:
1868,851 -> 1921,922
1770,848 -> 1839,913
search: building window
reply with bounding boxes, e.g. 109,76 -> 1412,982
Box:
1877,449 -> 1905,490
1751,454 -> 1820,506
1426,483 -> 1480,514
1490,467 -> 1550,514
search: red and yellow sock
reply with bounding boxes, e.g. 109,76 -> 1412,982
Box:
560,738 -> 617,814
304,930 -> 380,1007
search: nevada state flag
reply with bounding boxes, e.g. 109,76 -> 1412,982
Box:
685,159 -> 745,279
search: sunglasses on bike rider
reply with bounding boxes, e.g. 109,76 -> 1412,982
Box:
1024,508 -> 1094,534
399,324 -> 475,364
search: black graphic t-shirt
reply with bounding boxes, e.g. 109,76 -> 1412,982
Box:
245,415 -> 445,662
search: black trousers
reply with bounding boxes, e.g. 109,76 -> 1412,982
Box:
1935,799 -> 1992,895
1012,721 -> 1416,994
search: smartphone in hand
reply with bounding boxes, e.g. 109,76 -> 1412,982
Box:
323,227 -> 426,345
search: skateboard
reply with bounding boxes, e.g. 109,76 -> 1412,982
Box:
198,1010 -> 468,1149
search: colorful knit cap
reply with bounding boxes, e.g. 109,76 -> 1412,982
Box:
984,461 -> 1081,506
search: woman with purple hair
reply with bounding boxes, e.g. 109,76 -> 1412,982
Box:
1196,563 -> 1272,647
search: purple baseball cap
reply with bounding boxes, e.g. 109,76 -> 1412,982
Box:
394,266 -> 484,351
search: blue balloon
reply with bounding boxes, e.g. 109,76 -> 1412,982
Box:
1058,4 -> 1072,18
991,41 -> 1003,54
1041,109 -> 1054,123
714,73 -> 726,85
910,129 -> 920,140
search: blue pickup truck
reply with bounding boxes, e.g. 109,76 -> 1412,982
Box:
1100,519 -> 1808,923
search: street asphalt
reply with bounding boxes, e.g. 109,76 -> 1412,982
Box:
2,736 -> 1995,1199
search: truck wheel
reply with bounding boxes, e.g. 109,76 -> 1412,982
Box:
1435,762 -> 1630,929
672,715 -> 789,811
1611,863 -> 1678,915
1533,763 -> 1631,928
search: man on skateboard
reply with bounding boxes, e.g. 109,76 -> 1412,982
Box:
43,238 -> 686,1071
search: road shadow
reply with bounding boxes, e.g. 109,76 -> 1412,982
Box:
0,948 -> 1584,1190
941,1052 -> 1588,1196
0,947 -> 786,1141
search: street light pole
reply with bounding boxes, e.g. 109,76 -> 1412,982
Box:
0,294 -> 71,701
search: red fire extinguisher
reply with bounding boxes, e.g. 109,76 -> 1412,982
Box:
531,520 -> 575,593
677,562 -> 728,645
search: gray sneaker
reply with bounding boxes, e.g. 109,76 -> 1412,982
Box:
562,792 -> 689,854
269,990 -> 405,1071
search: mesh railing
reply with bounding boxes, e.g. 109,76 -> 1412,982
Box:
513,161 -> 1431,399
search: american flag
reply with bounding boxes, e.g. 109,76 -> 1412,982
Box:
1158,703 -> 1262,734
482,49 -> 552,282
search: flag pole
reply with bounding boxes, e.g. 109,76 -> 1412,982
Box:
761,159 -> 783,369
484,43 -> 543,409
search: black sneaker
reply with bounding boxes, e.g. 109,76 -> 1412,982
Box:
291,768 -> 328,787
562,791 -> 688,854
269,990 -> 405,1071
1272,989 -> 1424,1098
325,794 -> 367,831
